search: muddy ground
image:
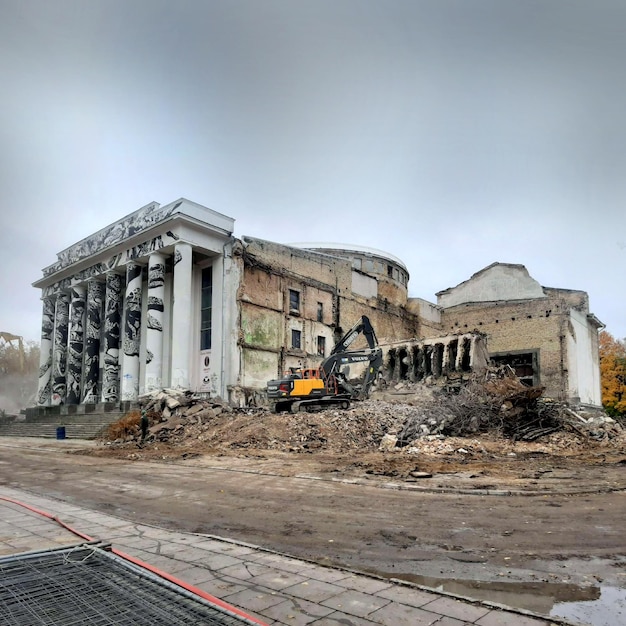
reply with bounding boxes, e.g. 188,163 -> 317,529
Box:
2,386 -> 626,618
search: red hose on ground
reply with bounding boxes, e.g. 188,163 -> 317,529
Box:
0,495 -> 267,626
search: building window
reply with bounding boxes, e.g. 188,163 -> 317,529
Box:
491,351 -> 538,387
291,329 -> 302,349
317,335 -> 326,356
289,289 -> 300,313
317,302 -> 324,322
200,267 -> 212,350
387,264 -> 393,277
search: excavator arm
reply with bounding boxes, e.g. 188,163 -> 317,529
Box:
0,332 -> 25,373
321,347 -> 383,400
330,316 -> 378,355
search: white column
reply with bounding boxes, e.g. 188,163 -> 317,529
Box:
121,262 -> 143,400
171,243 -> 192,389
145,253 -> 165,392
66,285 -> 86,404
36,296 -> 55,406
51,292 -> 70,405
82,280 -> 104,403
101,272 -> 123,402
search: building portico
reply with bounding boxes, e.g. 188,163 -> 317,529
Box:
33,199 -> 237,406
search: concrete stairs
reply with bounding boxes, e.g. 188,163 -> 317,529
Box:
0,407 -> 132,440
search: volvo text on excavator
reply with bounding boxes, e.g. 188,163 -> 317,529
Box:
266,316 -> 382,413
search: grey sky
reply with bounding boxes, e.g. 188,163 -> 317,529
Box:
1,0 -> 624,342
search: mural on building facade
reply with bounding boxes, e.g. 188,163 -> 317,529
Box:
66,287 -> 86,404
147,261 -> 165,332
83,280 -> 104,403
42,201 -> 181,277
123,265 -> 143,358
37,297 -> 55,405
122,263 -> 143,400
145,257 -> 165,391
102,273 -> 122,402
51,293 -> 70,405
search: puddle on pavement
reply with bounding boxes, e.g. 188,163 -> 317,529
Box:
550,585 -> 626,626
373,571 -> 625,624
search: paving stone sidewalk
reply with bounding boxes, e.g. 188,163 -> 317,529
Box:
0,486 -> 570,626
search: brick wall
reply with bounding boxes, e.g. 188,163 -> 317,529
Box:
440,297 -> 569,399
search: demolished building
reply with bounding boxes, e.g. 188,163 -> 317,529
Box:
434,263 -> 604,406
31,200 -> 603,409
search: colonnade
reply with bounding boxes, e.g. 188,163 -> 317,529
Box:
36,243 -> 193,405
383,334 -> 486,382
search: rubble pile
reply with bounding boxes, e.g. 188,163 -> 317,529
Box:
104,388 -> 403,453
387,367 -> 624,449
101,375 -> 625,457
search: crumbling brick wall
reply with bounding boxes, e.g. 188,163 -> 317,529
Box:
237,237 -> 420,391
439,294 -> 586,401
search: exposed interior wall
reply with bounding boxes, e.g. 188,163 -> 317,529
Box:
568,308 -> 602,405
237,237 -> 420,390
437,263 -> 545,308
407,298 -> 443,338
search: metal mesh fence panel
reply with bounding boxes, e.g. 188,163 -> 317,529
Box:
0,543 -> 259,625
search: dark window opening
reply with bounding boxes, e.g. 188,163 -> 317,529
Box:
200,267 -> 212,350
491,351 -> 537,386
317,335 -> 326,356
423,346 -> 433,376
387,264 -> 393,277
289,289 -> 300,313
291,329 -> 302,349
449,340 -> 458,371
317,302 -> 323,322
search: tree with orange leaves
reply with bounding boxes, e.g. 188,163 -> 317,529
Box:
599,331 -> 626,417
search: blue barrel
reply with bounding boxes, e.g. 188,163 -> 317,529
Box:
56,426 -> 66,440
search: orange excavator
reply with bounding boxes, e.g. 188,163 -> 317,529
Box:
266,316 -> 382,413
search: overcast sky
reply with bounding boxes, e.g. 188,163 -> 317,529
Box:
1,0 -> 625,343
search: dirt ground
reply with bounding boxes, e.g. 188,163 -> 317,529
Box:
3,384 -> 626,618
2,432 -> 626,617
92,394 -> 626,495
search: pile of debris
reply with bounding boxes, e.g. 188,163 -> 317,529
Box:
103,388 -> 402,452
101,372 -> 624,456
383,366 -> 623,449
